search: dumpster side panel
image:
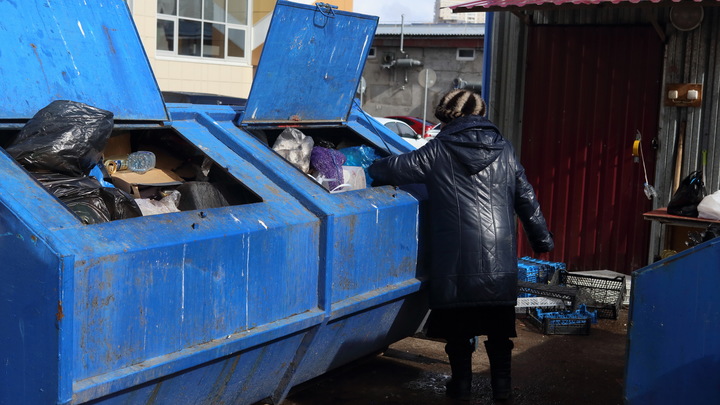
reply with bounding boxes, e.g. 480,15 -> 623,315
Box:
290,291 -> 428,387
74,333 -> 307,405
626,238 -> 720,404
71,218 -> 320,381
330,195 -> 420,303
0,204 -> 62,405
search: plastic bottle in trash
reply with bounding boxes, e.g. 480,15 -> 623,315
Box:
127,151 -> 156,174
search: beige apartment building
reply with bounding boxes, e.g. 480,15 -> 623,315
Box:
127,0 -> 354,99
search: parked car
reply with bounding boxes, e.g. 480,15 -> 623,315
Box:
386,116 -> 436,138
426,123 -> 441,138
373,117 -> 428,149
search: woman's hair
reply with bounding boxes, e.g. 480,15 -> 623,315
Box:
434,89 -> 486,123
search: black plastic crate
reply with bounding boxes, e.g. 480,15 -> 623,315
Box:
558,270 -> 626,319
518,281 -> 578,309
526,307 -> 593,335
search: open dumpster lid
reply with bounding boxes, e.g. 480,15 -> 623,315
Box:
242,1 -> 378,126
0,0 -> 168,122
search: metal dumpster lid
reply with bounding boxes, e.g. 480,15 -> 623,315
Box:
242,1 -> 377,126
0,0 -> 168,122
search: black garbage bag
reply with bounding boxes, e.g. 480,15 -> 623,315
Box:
101,187 -> 144,221
176,181 -> 229,211
7,100 -> 114,177
686,223 -> 720,248
667,171 -> 706,217
33,173 -> 142,224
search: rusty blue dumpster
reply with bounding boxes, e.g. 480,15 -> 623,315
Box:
0,1 -> 428,404
193,1 -> 431,392
625,237 -> 720,404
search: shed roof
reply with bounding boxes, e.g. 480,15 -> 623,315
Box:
375,23 -> 485,36
449,0 -> 717,12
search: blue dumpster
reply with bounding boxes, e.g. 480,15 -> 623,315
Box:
625,237 -> 720,404
183,0 -> 430,393
0,1 -> 428,405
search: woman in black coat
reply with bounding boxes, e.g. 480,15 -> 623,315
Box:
368,89 -> 554,402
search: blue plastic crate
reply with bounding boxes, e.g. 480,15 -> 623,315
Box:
536,304 -> 598,324
518,262 -> 541,283
517,262 -> 542,297
520,256 -> 566,284
527,304 -> 597,335
519,258 -> 548,283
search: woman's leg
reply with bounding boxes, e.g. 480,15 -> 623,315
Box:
445,336 -> 475,401
484,334 -> 514,401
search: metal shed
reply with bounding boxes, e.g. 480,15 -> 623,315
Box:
452,0 -> 720,272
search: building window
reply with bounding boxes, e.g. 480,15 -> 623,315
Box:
456,48 -> 476,61
368,47 -> 376,59
157,0 -> 249,62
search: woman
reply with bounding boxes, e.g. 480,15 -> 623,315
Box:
368,89 -> 554,402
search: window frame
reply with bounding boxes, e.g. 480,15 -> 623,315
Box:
456,48 -> 476,61
156,0 -> 251,65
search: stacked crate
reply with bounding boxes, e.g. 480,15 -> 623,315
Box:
520,256 -> 566,284
516,258 -> 576,314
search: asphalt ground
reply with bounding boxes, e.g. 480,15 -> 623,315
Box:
277,308 -> 629,405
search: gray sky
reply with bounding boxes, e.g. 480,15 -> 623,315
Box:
353,0 -> 437,24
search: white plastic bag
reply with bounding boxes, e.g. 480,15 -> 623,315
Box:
698,190 -> 720,220
272,128 -> 314,173
334,166 -> 366,193
135,190 -> 181,216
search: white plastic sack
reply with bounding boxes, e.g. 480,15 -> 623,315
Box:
135,190 -> 181,216
312,166 -> 367,193
272,128 -> 314,173
698,190 -> 720,220
332,166 -> 367,193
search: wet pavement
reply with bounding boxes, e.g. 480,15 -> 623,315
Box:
276,309 -> 629,405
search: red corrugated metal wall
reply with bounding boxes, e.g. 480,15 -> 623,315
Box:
518,25 -> 664,274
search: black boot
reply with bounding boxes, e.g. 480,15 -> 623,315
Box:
484,337 -> 514,401
445,337 -> 474,401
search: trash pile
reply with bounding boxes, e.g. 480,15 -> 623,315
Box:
271,127 -> 380,193
5,100 -> 237,223
4,100 -> 388,225
5,100 -> 142,224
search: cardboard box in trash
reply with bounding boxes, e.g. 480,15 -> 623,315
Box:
111,169 -> 183,198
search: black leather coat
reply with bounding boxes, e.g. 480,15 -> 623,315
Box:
369,115 -> 554,309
